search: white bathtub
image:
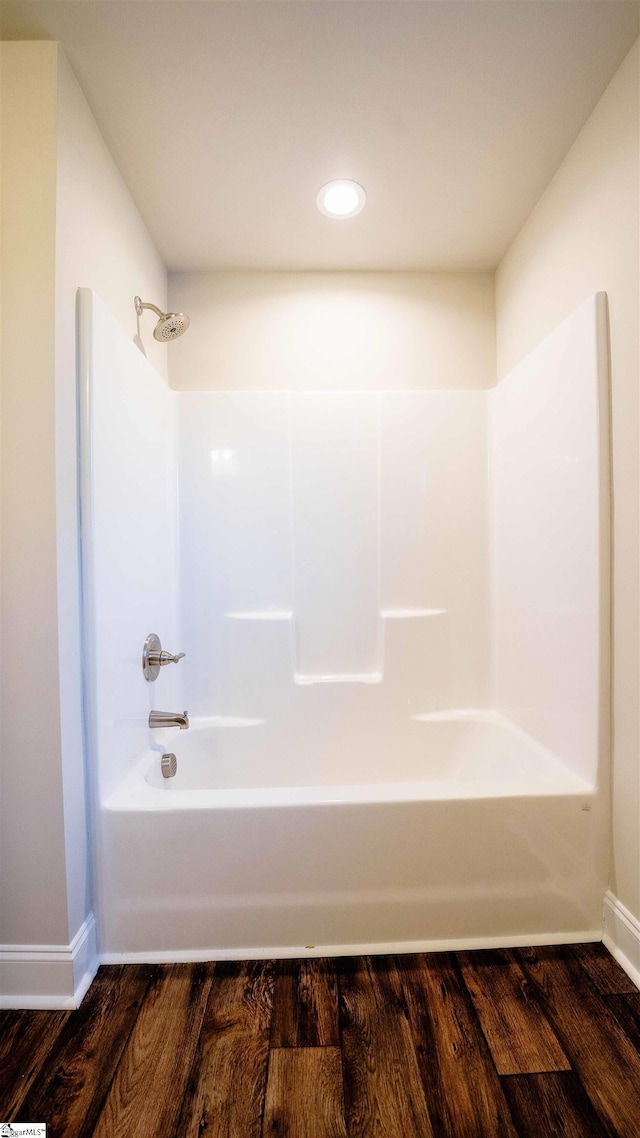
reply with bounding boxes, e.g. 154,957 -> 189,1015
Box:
99,712 -> 607,960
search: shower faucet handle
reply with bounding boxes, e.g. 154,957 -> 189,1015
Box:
142,634 -> 186,682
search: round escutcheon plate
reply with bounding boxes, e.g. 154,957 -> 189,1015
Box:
142,632 -> 162,682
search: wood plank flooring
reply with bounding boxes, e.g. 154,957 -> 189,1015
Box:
2,943 -> 640,1137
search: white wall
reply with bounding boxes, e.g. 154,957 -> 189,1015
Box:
0,42 -> 168,1004
492,293 -> 609,787
80,288 -> 176,805
168,271 -> 495,391
168,266 -> 496,741
178,390 -> 489,745
496,42 -> 639,920
55,51 -> 168,939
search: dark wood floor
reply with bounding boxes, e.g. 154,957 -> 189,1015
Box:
2,943 -> 640,1136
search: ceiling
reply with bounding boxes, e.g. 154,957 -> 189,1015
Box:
1,1 -> 638,272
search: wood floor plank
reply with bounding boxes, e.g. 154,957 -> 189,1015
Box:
92,962 -> 213,1138
338,955 -> 434,1138
263,1047 -> 347,1138
14,965 -> 153,1136
0,1008 -> 70,1118
397,952 -> 518,1138
458,948 -> 570,1074
517,946 -> 640,1137
605,992 -> 640,1055
500,1072 -> 609,1137
176,959 -> 275,1138
6,945 -> 638,1138
271,958 -> 339,1047
571,943 -> 638,995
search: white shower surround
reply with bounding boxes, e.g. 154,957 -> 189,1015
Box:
79,289 -> 610,959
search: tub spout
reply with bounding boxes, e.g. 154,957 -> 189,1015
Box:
149,710 -> 189,730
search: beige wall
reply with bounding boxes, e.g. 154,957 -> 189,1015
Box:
168,271 -> 495,390
496,42 -> 640,919
0,42 -> 69,945
0,41 -> 168,963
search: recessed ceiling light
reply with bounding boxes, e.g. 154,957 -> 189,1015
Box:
317,180 -> 366,219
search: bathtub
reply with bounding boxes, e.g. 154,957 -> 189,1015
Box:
99,712 -> 607,960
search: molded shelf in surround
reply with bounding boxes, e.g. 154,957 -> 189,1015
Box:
224,609 -> 448,686
188,715 -> 265,728
294,672 -> 383,686
380,608 -> 447,619
225,611 -> 293,621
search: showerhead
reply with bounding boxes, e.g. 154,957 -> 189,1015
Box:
134,296 -> 190,341
152,311 -> 190,341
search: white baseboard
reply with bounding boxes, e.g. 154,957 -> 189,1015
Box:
602,890 -> 640,991
0,913 -> 99,1009
100,926 -> 602,965
0,914 -> 611,1006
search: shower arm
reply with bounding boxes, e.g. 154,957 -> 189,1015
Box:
133,295 -> 190,341
134,296 -> 164,319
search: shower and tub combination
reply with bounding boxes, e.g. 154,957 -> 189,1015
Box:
79,287 -> 610,961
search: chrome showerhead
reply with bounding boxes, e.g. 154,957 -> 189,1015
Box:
134,296 -> 190,341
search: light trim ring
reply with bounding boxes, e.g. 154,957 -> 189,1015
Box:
317,179 -> 367,219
